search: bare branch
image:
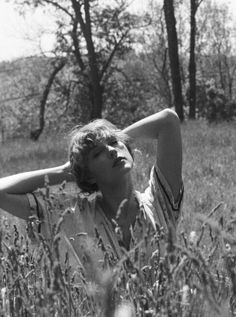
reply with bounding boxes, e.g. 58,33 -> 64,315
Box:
0,93 -> 40,103
71,0 -> 86,37
70,16 -> 85,71
197,0 -> 204,10
100,30 -> 129,84
30,58 -> 67,140
41,0 -> 74,19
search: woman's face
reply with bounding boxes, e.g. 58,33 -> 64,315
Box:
87,138 -> 133,187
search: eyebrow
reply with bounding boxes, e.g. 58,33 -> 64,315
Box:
89,143 -> 105,155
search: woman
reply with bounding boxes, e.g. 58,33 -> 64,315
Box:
0,109 -> 183,273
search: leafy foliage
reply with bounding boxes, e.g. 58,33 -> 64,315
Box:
186,79 -> 236,121
204,81 -> 236,122
1,0 -> 236,141
0,57 -> 69,139
12,0 -> 140,120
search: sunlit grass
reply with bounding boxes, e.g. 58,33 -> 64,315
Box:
181,120 -> 236,235
1,121 -> 235,229
1,120 -> 235,226
0,120 -> 235,316
0,132 -> 69,176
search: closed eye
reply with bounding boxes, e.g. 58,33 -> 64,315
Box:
93,149 -> 103,158
92,145 -> 105,158
109,139 -> 118,146
93,152 -> 100,158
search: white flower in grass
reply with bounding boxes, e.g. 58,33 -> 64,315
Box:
1,287 -> 10,316
225,243 -> 231,252
189,231 -> 197,245
181,284 -> 190,306
114,302 -> 136,317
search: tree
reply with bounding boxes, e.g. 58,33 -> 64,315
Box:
30,58 -> 66,140
141,2 -> 173,108
0,57 -> 52,139
14,0 -> 138,122
188,0 -> 203,119
163,0 -> 184,121
196,1 -> 236,100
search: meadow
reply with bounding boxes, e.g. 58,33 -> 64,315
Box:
0,120 -> 235,316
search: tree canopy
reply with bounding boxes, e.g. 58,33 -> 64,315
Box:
1,0 -> 235,139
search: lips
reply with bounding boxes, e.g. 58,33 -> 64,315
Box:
112,157 -> 126,167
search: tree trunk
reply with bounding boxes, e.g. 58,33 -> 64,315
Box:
72,0 -> 103,119
189,0 -> 197,119
89,81 -> 103,119
30,59 -> 66,141
163,0 -> 184,121
218,58 -> 225,91
84,0 -> 103,119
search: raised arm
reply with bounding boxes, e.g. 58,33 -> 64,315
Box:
0,162 -> 73,220
122,109 -> 182,200
0,162 -> 73,194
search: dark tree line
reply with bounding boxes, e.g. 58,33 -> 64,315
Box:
4,0 -> 234,139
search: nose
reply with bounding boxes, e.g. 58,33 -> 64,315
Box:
106,145 -> 117,159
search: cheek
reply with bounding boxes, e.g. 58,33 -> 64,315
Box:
126,149 -> 134,162
88,156 -> 108,176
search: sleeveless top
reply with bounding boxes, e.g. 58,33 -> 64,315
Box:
26,164 -> 183,276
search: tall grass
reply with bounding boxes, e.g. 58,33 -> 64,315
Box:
0,120 -> 235,316
0,132 -> 68,176
180,121 -> 236,236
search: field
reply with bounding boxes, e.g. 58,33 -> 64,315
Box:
0,120 -> 235,316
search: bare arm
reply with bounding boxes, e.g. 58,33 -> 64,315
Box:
0,162 -> 73,194
123,109 -> 182,200
0,162 -> 74,220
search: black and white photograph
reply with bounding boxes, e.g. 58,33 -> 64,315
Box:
0,0 -> 235,316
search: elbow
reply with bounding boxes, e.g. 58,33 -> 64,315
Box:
0,187 -> 8,194
161,108 -> 180,127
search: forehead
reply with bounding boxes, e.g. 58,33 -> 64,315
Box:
76,126 -> 129,161
86,135 -> 117,160
82,129 -> 117,147
87,136 -> 120,153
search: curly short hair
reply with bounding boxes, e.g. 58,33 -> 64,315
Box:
69,119 -> 133,194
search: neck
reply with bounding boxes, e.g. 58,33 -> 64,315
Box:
99,174 -> 134,220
